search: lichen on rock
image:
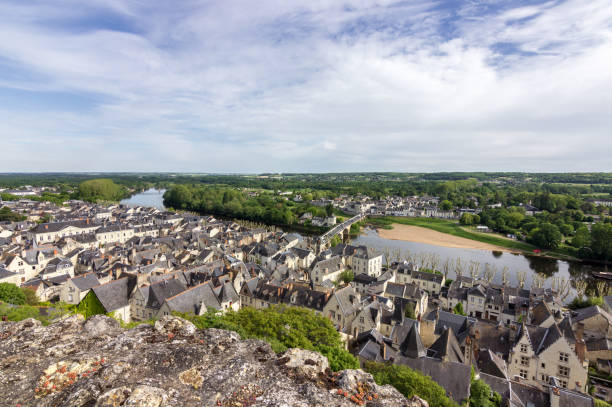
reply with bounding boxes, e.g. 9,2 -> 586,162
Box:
0,315 -> 419,407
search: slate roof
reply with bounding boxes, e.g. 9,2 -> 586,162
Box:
70,273 -> 100,291
530,301 -> 553,326
397,356 -> 471,403
91,276 -> 137,312
146,278 -> 187,308
400,323 -> 426,358
428,327 -> 465,363
477,349 -> 508,379
164,281 -> 221,313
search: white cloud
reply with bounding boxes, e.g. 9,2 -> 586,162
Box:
0,0 -> 610,172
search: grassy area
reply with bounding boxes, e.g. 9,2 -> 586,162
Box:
367,217 -> 537,252
0,301 -> 76,325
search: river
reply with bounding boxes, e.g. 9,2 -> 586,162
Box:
353,228 -> 608,300
120,189 -> 166,210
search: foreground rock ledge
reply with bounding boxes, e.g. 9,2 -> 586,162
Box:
0,315 -> 426,407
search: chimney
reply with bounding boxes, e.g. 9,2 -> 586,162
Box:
575,323 -> 587,363
86,218 -> 90,225
53,250 -> 58,256
45,225 -> 48,230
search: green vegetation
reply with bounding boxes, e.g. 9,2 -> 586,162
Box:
364,362 -> 458,407
338,269 -> 355,284
404,302 -> 416,319
0,301 -> 76,326
0,206 -> 26,221
594,399 -> 612,407
76,290 -> 107,319
176,305 -> 359,372
77,179 -> 128,202
568,296 -> 604,310
470,374 -> 502,407
163,185 -> 330,232
453,302 -> 466,316
0,283 -> 27,305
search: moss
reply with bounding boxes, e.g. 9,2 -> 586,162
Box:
76,291 -> 107,319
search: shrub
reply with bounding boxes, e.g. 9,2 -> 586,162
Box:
176,305 -> 359,372
364,362 -> 458,407
0,283 -> 26,305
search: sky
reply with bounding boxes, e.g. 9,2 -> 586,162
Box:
0,0 -> 611,173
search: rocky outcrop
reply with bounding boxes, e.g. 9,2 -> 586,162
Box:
0,315 -> 426,407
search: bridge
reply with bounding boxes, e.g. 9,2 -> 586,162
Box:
316,213 -> 365,251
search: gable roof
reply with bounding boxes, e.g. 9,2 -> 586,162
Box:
428,327 -> 465,364
91,276 -> 136,312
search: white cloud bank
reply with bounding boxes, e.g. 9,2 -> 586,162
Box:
0,0 -> 611,172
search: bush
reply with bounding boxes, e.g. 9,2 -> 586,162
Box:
453,302 -> 466,316
470,377 -> 502,407
21,287 -> 40,305
364,362 -> 458,407
176,305 -> 359,372
0,283 -> 26,305
568,296 -> 603,310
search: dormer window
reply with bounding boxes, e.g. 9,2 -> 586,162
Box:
559,352 -> 569,363
520,344 -> 528,353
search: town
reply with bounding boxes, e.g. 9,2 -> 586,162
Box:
1,195 -> 609,407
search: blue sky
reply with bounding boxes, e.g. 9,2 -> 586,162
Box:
0,0 -> 611,172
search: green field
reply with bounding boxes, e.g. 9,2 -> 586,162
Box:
367,217 -> 538,252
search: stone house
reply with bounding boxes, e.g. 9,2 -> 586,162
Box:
507,323 -> 588,393
60,272 -> 100,304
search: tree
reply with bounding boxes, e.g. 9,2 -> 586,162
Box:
338,269 -> 354,284
0,283 -> 27,305
590,222 -> 612,260
470,376 -> 502,407
453,302 -> 466,316
528,223 -> 562,249
77,179 -> 126,202
0,206 -> 25,222
440,200 -> 453,211
21,287 -> 39,305
572,226 -> 591,248
460,213 -> 474,225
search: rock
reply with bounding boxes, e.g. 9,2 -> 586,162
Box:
124,385 -> 166,407
154,315 -> 196,337
0,315 -> 410,406
84,315 -> 122,338
96,386 -> 131,407
278,348 -> 329,379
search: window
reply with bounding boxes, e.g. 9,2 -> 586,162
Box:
520,344 -> 528,353
519,370 -> 528,379
520,356 -> 530,367
541,363 -> 546,368
359,317 -> 364,324
560,380 -> 568,388
541,374 -> 548,381
559,352 -> 569,363
558,366 -> 570,377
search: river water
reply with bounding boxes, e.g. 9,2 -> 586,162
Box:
353,228 -> 608,300
120,189 -> 166,210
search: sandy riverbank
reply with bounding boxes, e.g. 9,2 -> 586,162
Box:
376,223 -> 515,253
